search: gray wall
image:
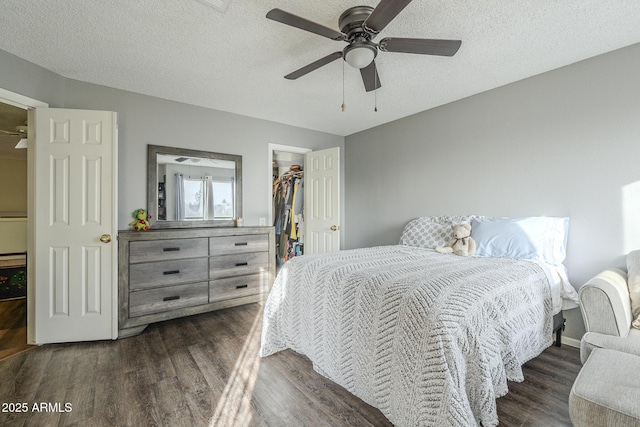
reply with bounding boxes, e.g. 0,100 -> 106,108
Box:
0,49 -> 345,235
345,42 -> 640,342
0,50 -> 65,107
64,80 -> 345,231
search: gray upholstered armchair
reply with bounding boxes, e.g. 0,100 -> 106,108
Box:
570,252 -> 640,426
579,251 -> 640,363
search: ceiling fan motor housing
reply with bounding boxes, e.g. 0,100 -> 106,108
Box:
339,6 -> 374,40
339,6 -> 378,69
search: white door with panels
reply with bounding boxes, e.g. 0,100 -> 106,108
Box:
304,147 -> 340,254
29,107 -> 118,344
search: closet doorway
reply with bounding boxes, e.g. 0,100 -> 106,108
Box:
269,144 -> 310,268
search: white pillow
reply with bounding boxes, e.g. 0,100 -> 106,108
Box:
471,217 -> 569,265
400,216 -> 475,249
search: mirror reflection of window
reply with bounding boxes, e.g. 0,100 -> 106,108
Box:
179,177 -> 234,220
183,178 -> 204,219
213,180 -> 234,218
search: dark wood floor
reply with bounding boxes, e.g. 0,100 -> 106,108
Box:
0,299 -> 33,361
0,303 -> 581,427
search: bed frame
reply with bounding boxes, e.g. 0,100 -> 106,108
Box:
553,311 -> 566,347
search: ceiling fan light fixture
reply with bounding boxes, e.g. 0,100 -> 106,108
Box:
343,42 -> 377,69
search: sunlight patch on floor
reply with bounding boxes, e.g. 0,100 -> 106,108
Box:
209,310 -> 262,426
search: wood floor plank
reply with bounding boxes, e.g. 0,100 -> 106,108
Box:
6,345 -> 53,402
134,327 -> 177,384
58,346 -> 100,426
0,300 -> 23,333
160,320 -> 218,424
269,349 -> 392,426
92,340 -> 125,426
250,357 -> 338,427
0,303 -> 582,426
151,376 -> 198,427
119,369 -> 160,426
0,299 -> 33,361
23,346 -> 78,427
496,345 -> 581,427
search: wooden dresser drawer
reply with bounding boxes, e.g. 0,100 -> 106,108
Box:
209,252 -> 269,280
130,258 -> 209,290
130,238 -> 208,263
209,234 -> 268,256
129,282 -> 209,317
209,274 -> 270,303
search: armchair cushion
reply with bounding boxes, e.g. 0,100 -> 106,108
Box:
580,328 -> 640,364
569,348 -> 640,427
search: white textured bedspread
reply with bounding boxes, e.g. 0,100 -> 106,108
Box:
260,245 -> 553,427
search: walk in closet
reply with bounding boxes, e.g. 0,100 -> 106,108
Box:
272,150 -> 305,264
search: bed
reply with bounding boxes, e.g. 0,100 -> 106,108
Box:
260,216 -> 579,427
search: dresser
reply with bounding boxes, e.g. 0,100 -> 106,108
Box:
118,226 -> 275,338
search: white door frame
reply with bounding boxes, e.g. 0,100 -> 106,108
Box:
0,88 -> 48,110
267,143 -> 311,225
0,88 -> 48,345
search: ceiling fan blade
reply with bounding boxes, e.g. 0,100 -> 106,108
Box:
379,37 -> 462,56
0,129 -> 23,136
360,60 -> 381,92
266,9 -> 345,41
364,0 -> 413,34
285,51 -> 343,80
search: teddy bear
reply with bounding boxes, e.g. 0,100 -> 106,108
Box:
435,223 -> 476,256
129,208 -> 151,231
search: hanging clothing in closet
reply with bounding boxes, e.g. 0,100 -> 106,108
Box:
273,168 -> 304,261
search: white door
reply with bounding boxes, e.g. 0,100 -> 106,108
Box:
28,107 -> 118,344
304,147 -> 340,254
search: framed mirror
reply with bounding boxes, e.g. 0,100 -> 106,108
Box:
147,145 -> 242,229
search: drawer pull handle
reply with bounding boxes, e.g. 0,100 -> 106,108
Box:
235,262 -> 248,267
163,270 -> 180,275
163,295 -> 180,301
236,284 -> 248,289
163,247 -> 180,252
234,242 -> 248,246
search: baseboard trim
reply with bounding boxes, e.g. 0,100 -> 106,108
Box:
561,336 -> 580,348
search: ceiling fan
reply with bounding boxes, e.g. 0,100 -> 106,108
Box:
0,126 -> 27,137
0,126 -> 28,149
266,0 -> 461,92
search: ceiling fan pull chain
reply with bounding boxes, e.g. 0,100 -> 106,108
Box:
374,68 -> 378,112
341,59 -> 346,112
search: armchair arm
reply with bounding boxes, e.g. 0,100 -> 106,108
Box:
579,268 -> 632,338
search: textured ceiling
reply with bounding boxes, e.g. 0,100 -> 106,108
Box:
0,1 -> 639,136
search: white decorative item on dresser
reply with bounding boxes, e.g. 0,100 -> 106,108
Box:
118,226 -> 275,338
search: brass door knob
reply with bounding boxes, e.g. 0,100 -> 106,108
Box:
100,234 -> 112,243
330,225 -> 339,231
